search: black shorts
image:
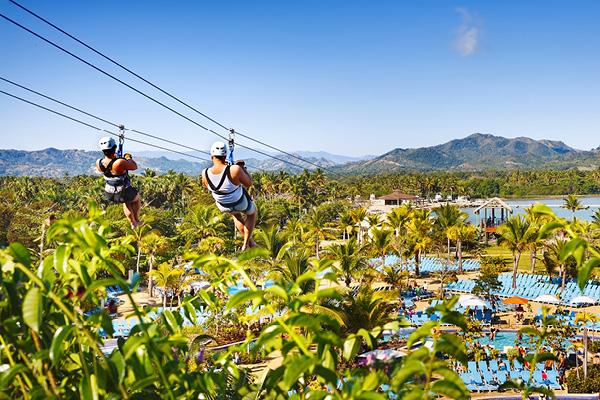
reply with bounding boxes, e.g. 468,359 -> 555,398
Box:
104,186 -> 138,204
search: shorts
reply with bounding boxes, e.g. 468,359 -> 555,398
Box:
216,191 -> 256,215
104,186 -> 138,204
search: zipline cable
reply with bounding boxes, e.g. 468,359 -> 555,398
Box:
0,12 -> 325,174
8,0 -> 336,174
0,76 -> 211,157
0,89 -> 213,163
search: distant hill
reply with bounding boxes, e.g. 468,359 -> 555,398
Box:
338,133 -> 600,173
0,147 -> 350,177
0,148 -> 210,177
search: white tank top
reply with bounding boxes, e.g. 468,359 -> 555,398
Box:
204,166 -> 243,204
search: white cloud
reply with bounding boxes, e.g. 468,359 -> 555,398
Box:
454,7 -> 482,56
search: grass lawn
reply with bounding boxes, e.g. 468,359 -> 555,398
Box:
484,245 -> 547,273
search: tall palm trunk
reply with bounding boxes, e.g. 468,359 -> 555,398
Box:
447,237 -> 451,261
511,252 -> 521,289
530,247 -> 537,273
457,238 -> 463,274
584,326 -> 589,379
561,264 -> 567,290
315,238 -> 320,260
148,257 -> 155,297
136,246 -> 142,274
415,250 -> 421,278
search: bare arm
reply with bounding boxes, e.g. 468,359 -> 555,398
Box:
114,158 -> 138,173
230,165 -> 252,188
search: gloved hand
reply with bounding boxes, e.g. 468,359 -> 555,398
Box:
123,153 -> 133,160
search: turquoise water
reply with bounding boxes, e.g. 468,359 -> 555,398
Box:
463,196 -> 600,223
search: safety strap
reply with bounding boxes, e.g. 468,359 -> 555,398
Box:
99,158 -> 126,178
227,128 -> 235,165
204,165 -> 236,195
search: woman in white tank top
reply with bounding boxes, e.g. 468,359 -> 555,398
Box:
202,141 -> 257,250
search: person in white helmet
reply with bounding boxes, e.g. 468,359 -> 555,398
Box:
202,141 -> 257,250
95,136 -> 142,229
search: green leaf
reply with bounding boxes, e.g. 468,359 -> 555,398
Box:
407,321 -> 436,348
23,287 -> 42,333
53,244 -> 70,275
343,336 -> 360,360
9,243 -> 30,267
390,359 -> 425,386
50,325 -> 74,366
282,355 -> 313,389
538,220 -> 565,238
227,290 -> 263,310
560,238 -> 587,264
431,380 -> 468,400
265,285 -> 288,301
579,257 -> 600,291
436,333 -> 467,364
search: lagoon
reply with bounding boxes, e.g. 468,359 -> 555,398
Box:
463,196 -> 600,223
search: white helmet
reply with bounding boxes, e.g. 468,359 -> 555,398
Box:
210,141 -> 227,157
99,136 -> 116,150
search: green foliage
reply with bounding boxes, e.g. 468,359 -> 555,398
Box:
566,364 -> 600,393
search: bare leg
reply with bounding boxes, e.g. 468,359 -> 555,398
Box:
130,195 -> 141,224
123,202 -> 136,228
242,211 -> 257,250
232,213 -> 247,240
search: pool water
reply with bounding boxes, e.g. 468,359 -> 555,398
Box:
475,330 -> 573,350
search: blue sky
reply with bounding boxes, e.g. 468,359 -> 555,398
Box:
1,0 -> 599,156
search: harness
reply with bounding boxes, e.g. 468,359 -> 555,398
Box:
204,165 -> 251,211
98,157 -> 131,192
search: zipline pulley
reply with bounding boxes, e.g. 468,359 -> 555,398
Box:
117,124 -> 125,158
227,128 -> 235,165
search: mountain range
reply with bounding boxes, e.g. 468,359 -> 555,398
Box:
337,133 -> 600,173
1,133 -> 599,177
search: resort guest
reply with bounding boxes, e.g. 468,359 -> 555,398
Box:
544,358 -> 554,371
490,373 -> 499,386
202,141 -> 257,250
498,359 -> 506,370
541,369 -> 548,381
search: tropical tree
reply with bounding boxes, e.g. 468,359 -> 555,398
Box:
369,227 -> 393,270
575,312 -> 598,380
406,209 -> 433,277
497,215 -> 532,289
139,230 -> 171,296
150,263 -> 184,308
304,206 -> 330,259
178,204 -> 226,247
366,213 -> 381,229
562,194 -> 588,221
337,210 -> 356,241
274,249 -> 314,293
446,223 -> 477,274
350,207 -> 367,244
326,238 -> 368,286
254,225 -> 292,267
434,203 -> 468,259
330,286 -> 397,334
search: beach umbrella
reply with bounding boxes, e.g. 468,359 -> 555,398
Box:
503,296 -> 529,305
533,294 -> 560,304
570,295 -> 598,305
358,348 -> 407,360
460,297 -> 487,308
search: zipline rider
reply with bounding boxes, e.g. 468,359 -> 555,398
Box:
96,136 -> 142,229
202,141 -> 257,250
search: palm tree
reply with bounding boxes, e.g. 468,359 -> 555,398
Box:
150,263 -> 184,308
369,227 -> 393,270
562,194 -> 588,221
337,211 -> 356,241
139,231 -> 171,297
434,203 -> 467,259
326,238 -> 368,286
130,222 -> 153,273
178,204 -> 226,246
575,312 -> 598,380
385,204 -> 412,237
275,250 -> 314,293
305,207 -> 330,259
333,286 -> 396,334
350,207 -> 367,244
366,214 -> 381,229
497,215 -> 532,288
254,225 -> 291,267
407,209 -> 433,278
446,223 -> 477,273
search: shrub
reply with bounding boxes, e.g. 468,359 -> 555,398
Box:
566,364 -> 600,393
